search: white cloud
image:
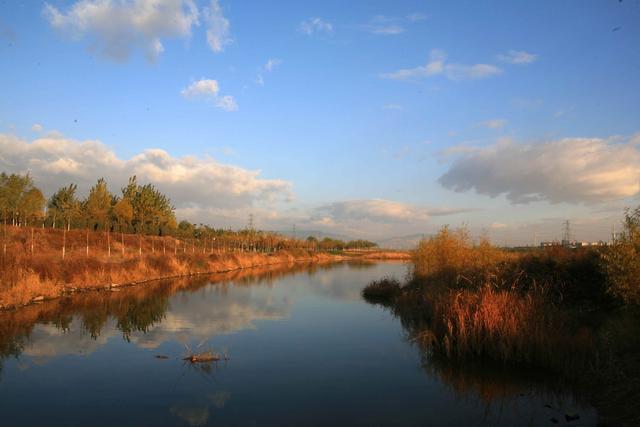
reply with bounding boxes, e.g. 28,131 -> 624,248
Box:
362,15 -> 404,35
23,319 -> 115,360
370,24 -> 404,35
0,132 -> 291,220
498,50 -> 538,65
215,95 -> 238,111
380,49 -> 502,81
298,17 -> 333,35
181,78 -> 237,111
407,13 -> 428,22
481,119 -> 508,130
314,199 -> 473,224
264,58 -> 282,71
363,13 -> 428,34
129,285 -> 290,348
439,134 -> 640,204
43,0 -> 199,62
298,199 -> 478,239
255,58 -> 282,86
490,222 -> 508,229
181,79 -> 219,97
31,123 -> 44,133
317,199 -> 430,223
204,0 -> 231,53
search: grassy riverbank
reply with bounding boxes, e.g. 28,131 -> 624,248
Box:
363,222 -> 640,426
0,225 -> 408,311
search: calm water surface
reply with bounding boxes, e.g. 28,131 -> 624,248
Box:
0,262 -> 597,426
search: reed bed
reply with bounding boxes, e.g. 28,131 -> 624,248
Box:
363,224 -> 640,425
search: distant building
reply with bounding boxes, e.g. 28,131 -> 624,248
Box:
541,240 -> 606,248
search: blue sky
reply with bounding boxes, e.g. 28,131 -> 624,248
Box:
1,0 -> 639,245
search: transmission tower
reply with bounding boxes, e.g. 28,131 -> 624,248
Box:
248,213 -> 254,231
562,220 -> 572,245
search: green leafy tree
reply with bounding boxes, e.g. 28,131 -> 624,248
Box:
121,176 -> 176,235
113,198 -> 133,232
0,173 -> 36,225
177,220 -> 195,238
346,239 -> 378,250
19,188 -> 46,226
48,184 -> 80,230
84,178 -> 113,230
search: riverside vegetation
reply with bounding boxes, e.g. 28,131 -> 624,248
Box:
363,206 -> 640,426
0,172 -> 405,309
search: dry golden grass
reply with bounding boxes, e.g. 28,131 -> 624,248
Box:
412,226 -> 515,287
361,251 -> 412,260
0,225 -> 352,310
421,285 -> 597,373
365,225 -> 607,374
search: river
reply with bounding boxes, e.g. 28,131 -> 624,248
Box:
0,261 -> 597,426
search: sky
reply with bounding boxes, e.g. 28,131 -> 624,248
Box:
1,0 -> 639,246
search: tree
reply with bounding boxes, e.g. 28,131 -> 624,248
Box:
602,207 -> 640,305
48,184 -> 80,230
84,178 -> 112,230
346,239 -> 378,250
178,220 -> 195,238
121,176 -> 176,235
0,173 -> 36,226
19,188 -> 45,226
113,198 -> 133,232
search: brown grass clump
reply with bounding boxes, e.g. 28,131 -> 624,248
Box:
412,226 -> 512,288
361,277 -> 402,303
424,286 -> 596,373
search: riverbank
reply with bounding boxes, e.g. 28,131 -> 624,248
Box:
0,243 -> 409,311
362,226 -> 640,426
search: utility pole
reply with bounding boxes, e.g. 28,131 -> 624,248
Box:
293,224 -> 296,240
248,213 -> 254,231
612,223 -> 616,244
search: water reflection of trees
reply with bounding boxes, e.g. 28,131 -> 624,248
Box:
0,260 -> 333,376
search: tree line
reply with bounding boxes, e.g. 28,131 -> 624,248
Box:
0,172 -> 378,252
306,236 -> 378,251
1,173 -> 176,235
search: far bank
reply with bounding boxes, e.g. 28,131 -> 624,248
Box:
0,226 -> 409,311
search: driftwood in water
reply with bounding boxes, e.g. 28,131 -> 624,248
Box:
183,351 -> 220,363
182,346 -> 230,363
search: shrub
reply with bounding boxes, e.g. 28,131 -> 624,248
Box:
412,226 -> 510,289
362,277 -> 402,303
601,208 -> 640,306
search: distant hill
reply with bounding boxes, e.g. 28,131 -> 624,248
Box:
274,229 -> 429,250
376,233 -> 430,250
272,229 -> 351,242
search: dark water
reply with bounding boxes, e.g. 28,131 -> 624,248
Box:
0,262 -> 597,426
